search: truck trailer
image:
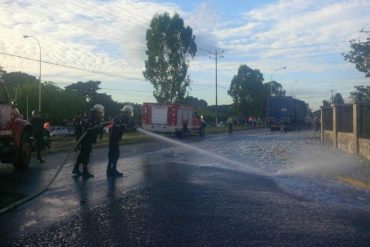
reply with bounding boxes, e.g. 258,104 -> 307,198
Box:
141,103 -> 206,138
267,96 -> 308,131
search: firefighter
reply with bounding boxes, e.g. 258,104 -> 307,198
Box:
106,104 -> 133,177
31,110 -> 45,163
73,113 -> 82,143
72,104 -> 105,179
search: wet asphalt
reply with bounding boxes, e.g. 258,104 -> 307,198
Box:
1,129 -> 370,246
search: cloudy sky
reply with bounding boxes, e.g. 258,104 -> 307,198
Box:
1,0 -> 370,110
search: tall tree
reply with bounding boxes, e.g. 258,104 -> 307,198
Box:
0,66 -> 6,77
350,85 -> 370,104
177,96 -> 207,109
143,12 -> 197,103
42,82 -> 85,123
228,65 -> 266,118
1,72 -> 38,85
264,80 -> 286,96
343,38 -> 370,77
332,93 -> 345,104
65,80 -> 101,102
322,100 -> 331,107
93,92 -> 122,119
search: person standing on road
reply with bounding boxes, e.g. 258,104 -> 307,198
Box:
314,116 -> 321,132
72,104 -> 105,179
31,110 -> 45,163
106,104 -> 133,177
227,116 -> 233,133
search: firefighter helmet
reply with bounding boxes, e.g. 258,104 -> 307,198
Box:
93,104 -> 104,115
31,110 -> 40,118
121,104 -> 134,116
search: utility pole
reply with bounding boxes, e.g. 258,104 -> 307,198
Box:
270,66 -> 286,96
209,49 -> 223,126
23,35 -> 41,112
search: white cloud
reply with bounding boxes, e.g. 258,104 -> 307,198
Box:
1,0 -> 369,106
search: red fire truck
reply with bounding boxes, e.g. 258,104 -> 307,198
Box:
142,103 -> 206,138
0,80 -> 33,169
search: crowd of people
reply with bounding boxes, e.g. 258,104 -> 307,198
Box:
31,104 -> 134,180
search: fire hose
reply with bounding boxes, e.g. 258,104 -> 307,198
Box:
0,129 -> 92,215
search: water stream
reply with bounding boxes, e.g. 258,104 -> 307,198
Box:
137,128 -> 268,176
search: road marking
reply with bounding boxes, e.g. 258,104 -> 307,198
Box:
337,176 -> 370,190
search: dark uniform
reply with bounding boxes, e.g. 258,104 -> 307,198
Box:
73,114 -> 82,143
31,114 -> 45,163
106,112 -> 131,177
73,110 -> 102,179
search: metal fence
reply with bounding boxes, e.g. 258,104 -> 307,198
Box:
322,103 -> 369,137
359,104 -> 370,139
336,105 -> 353,133
322,107 -> 333,131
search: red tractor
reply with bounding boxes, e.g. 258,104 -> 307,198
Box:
0,79 -> 33,169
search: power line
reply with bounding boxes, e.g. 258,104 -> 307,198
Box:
52,80 -> 152,92
197,46 -> 213,54
0,51 -> 147,82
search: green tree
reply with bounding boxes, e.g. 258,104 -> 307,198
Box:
64,80 -> 133,120
332,93 -> 345,104
322,100 -> 331,107
42,82 -> 85,123
143,12 -> 197,103
264,80 -> 286,96
1,72 -> 39,102
93,92 -> 123,119
177,95 -> 207,109
65,80 -> 101,102
350,85 -> 370,104
0,72 -> 40,117
228,65 -> 266,118
0,66 -> 6,77
1,71 -> 38,85
343,38 -> 370,77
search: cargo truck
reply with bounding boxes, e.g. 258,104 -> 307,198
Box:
267,96 -> 308,131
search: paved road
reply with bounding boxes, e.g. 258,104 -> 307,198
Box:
1,129 -> 370,246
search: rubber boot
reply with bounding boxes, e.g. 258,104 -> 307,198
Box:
36,152 -> 45,163
106,163 -> 113,177
82,166 -> 94,179
112,162 -> 123,177
72,163 -> 82,175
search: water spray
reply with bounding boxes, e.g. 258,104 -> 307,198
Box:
137,128 -> 267,176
